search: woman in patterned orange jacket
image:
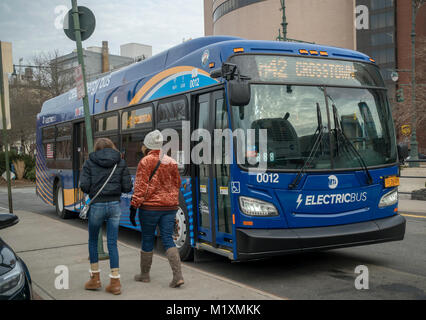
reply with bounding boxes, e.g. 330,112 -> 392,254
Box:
129,130 -> 184,288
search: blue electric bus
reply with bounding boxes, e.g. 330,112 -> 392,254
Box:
36,36 -> 405,261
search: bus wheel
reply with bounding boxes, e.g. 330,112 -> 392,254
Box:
55,183 -> 73,219
173,202 -> 193,261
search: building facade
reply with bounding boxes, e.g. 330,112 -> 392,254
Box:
204,0 -> 357,49
355,0 -> 426,153
394,0 -> 426,153
53,48 -> 135,87
120,43 -> 152,61
204,0 -> 426,153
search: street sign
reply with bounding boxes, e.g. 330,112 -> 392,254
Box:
401,125 -> 411,137
63,6 -> 96,42
74,65 -> 85,100
391,71 -> 399,82
0,42 -> 12,130
0,42 -> 13,73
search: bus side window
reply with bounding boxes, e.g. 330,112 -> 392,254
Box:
121,131 -> 148,168
121,104 -> 153,168
56,124 -> 72,160
157,96 -> 188,174
42,126 -> 56,162
215,96 -> 232,234
158,97 -> 187,123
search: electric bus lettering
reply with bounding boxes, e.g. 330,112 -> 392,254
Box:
297,192 -> 368,208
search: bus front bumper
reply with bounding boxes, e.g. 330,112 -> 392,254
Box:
236,214 -> 406,261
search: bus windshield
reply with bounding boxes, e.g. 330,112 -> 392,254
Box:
231,84 -> 397,171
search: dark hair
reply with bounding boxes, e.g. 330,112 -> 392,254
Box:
94,138 -> 118,152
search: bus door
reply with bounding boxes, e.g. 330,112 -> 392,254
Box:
195,90 -> 233,252
73,121 -> 88,211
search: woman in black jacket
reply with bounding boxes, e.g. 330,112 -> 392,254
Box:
80,138 -> 132,295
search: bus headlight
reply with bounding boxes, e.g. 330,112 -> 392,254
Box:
239,196 -> 279,217
379,188 -> 398,208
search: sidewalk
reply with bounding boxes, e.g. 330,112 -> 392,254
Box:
399,167 -> 426,199
0,210 -> 281,300
398,199 -> 426,214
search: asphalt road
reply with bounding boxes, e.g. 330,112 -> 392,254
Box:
1,187 -> 425,300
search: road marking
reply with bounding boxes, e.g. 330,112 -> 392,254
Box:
401,213 -> 426,219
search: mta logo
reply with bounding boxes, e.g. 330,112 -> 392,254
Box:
328,175 -> 338,189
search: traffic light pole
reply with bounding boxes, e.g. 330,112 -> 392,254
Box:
71,0 -> 109,260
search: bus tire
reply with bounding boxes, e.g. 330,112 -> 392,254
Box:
54,182 -> 73,219
174,194 -> 194,261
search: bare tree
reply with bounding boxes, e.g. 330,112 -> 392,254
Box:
32,49 -> 74,98
4,50 -> 74,155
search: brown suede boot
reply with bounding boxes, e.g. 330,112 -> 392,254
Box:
134,251 -> 153,282
84,270 -> 101,290
165,247 -> 184,288
105,275 -> 121,295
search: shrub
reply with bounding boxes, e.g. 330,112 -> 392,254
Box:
25,166 -> 36,182
0,151 -> 35,180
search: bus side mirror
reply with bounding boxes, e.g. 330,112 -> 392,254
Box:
397,143 -> 409,163
212,62 -> 251,106
228,79 -> 251,107
210,68 -> 222,79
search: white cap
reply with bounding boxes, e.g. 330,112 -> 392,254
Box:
143,130 -> 163,150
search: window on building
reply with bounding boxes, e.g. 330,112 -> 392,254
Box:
371,47 -> 395,64
213,0 -> 266,23
371,11 -> 394,29
372,32 -> 394,46
371,0 -> 394,10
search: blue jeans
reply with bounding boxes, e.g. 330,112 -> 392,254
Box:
139,209 -> 177,252
88,201 -> 121,269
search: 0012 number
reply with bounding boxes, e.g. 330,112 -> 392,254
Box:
256,173 -> 279,184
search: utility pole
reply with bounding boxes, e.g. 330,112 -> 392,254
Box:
277,0 -> 288,41
71,0 -> 94,153
409,0 -> 425,167
69,0 -> 108,259
276,0 -> 314,44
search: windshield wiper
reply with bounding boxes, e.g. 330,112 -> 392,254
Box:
289,103 -> 325,190
332,105 -> 373,185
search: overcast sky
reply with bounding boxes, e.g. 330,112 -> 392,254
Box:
0,0 -> 204,65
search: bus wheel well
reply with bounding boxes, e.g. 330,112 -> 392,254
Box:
53,177 -> 62,201
53,176 -> 73,219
